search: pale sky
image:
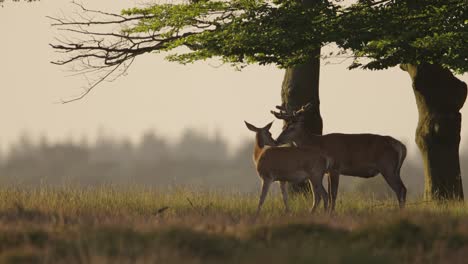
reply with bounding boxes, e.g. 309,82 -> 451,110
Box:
0,0 -> 467,155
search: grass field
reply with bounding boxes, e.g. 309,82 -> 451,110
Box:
0,186 -> 467,264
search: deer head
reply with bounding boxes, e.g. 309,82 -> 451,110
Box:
244,121 -> 276,147
271,103 -> 312,145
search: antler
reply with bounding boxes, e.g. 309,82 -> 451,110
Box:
270,103 -> 312,122
271,104 -> 293,121
295,103 -> 313,115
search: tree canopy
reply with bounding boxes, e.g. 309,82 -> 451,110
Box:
338,0 -> 467,73
50,0 -> 467,100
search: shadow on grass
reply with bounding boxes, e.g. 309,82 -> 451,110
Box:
1,215 -> 468,263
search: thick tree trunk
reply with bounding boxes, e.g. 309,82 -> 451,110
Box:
280,0 -> 322,195
401,63 -> 467,201
281,49 -> 322,194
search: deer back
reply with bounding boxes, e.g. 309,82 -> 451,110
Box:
255,146 -> 330,177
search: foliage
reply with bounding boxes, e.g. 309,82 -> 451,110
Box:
50,0 -> 335,68
338,0 -> 468,73
145,0 -> 336,67
51,0 -> 467,83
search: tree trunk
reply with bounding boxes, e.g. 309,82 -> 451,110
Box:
401,63 -> 467,201
281,49 -> 322,194
280,0 -> 322,195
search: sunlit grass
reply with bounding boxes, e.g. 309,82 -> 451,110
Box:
0,185 -> 468,263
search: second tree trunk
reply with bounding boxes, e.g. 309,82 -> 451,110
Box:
401,63 -> 467,201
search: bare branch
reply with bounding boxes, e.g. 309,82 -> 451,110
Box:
49,2 -> 233,102
60,62 -> 122,104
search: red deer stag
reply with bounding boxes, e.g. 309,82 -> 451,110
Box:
271,104 -> 407,210
244,121 -> 332,217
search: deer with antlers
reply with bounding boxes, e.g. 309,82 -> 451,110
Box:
244,121 -> 332,217
271,103 -> 408,210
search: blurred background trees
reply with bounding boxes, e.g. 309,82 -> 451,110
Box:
1,129 -> 467,200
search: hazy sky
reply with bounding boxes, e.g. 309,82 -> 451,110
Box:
1,0 -> 467,155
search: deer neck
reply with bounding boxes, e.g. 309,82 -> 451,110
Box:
299,126 -> 321,143
253,135 -> 266,163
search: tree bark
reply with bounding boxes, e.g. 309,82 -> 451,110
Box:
280,0 -> 322,195
281,49 -> 322,194
401,63 -> 467,201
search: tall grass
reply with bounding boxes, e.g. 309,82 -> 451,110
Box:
0,186 -> 468,263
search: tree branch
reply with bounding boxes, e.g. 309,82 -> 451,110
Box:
49,2 -> 237,102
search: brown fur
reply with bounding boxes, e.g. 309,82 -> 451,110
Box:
255,147 -> 331,182
245,121 -> 331,217
277,122 -> 407,210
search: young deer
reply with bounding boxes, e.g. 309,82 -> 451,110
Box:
272,103 -> 408,210
244,121 -> 332,217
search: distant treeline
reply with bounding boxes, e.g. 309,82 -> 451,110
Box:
0,129 -> 467,198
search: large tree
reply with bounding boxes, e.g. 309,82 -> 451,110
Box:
337,0 -> 467,200
279,0 -> 324,194
50,0 -> 467,200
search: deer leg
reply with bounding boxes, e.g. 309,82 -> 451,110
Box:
395,164 -> 407,209
319,182 -> 329,212
393,178 -> 407,209
256,178 -> 272,217
310,173 -> 328,213
279,181 -> 290,213
327,173 -> 332,205
311,183 -> 321,213
329,171 -> 340,211
381,169 -> 407,209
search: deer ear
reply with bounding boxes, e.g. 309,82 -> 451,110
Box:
264,121 -> 273,131
244,121 -> 258,132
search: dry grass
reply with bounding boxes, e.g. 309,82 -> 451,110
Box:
0,185 -> 467,263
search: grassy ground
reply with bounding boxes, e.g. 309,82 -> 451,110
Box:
0,186 -> 467,263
